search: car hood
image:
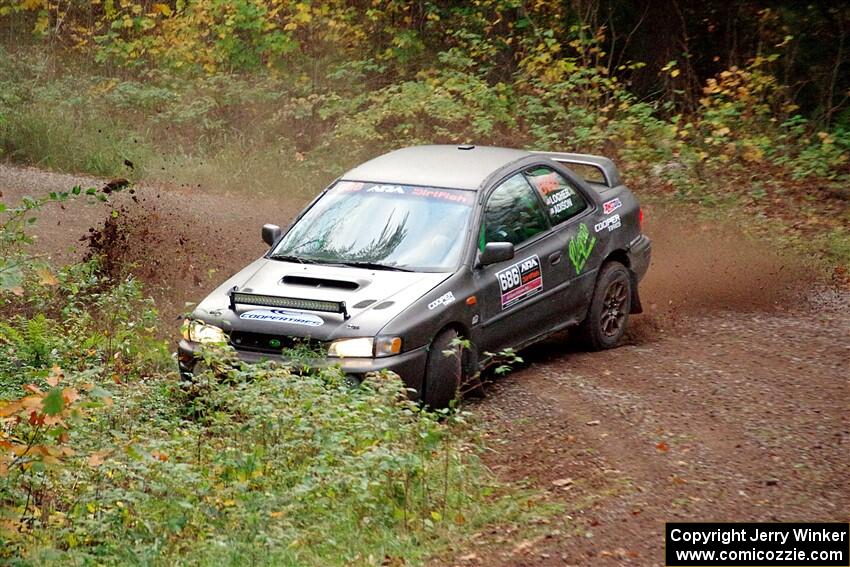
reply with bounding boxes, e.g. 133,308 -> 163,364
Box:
193,258 -> 452,340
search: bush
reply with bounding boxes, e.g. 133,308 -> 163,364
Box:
0,259 -> 169,399
1,342 -> 541,565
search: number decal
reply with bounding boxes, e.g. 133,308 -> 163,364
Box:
495,255 -> 543,309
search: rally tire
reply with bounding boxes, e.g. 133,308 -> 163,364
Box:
422,329 -> 463,409
577,261 -> 632,351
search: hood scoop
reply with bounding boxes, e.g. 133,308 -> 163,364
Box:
281,275 -> 359,290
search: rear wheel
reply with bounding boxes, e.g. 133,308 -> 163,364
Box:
422,329 -> 464,409
577,261 -> 632,351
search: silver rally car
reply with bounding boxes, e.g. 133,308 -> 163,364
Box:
178,145 -> 651,406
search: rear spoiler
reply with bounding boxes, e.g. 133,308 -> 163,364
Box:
531,151 -> 622,188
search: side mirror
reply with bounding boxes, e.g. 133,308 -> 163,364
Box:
478,242 -> 514,266
262,224 -> 282,246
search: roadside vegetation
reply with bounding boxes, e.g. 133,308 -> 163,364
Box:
0,1 -> 847,266
0,1 -> 848,564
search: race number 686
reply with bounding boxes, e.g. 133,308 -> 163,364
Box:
499,267 -> 521,292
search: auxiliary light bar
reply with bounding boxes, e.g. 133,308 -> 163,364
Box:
229,289 -> 349,319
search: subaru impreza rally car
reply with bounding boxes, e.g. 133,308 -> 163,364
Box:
178,145 -> 651,407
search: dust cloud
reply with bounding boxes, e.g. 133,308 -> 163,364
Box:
639,204 -> 805,314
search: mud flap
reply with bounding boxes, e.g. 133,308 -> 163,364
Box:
629,270 -> 643,314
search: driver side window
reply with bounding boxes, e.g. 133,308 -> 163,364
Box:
481,174 -> 549,248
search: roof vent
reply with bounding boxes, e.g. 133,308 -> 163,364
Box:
457,144 -> 475,150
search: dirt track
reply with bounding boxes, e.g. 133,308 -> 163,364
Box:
2,164 -> 848,566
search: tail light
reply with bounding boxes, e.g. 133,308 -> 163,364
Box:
638,207 -> 644,229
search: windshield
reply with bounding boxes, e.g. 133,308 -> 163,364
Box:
271,181 -> 475,271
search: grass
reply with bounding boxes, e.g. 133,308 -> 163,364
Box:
0,106 -> 153,179
141,138 -> 337,199
2,354 -> 552,566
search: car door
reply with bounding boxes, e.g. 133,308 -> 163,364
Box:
523,164 -> 599,319
473,173 -> 571,352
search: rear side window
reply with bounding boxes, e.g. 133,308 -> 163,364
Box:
481,174 -> 549,247
525,166 -> 587,225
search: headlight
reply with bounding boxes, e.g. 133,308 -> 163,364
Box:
327,336 -> 402,358
327,338 -> 373,358
182,319 -> 227,344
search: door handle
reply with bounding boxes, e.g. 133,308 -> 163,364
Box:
549,251 -> 562,265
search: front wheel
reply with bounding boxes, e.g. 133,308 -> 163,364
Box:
577,261 -> 632,351
422,329 -> 464,409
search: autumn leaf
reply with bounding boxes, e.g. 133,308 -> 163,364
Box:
35,266 -> 59,286
46,365 -> 63,387
87,450 -> 111,467
28,411 -> 45,426
153,3 -> 172,16
20,395 -> 43,410
23,384 -> 43,395
0,400 -> 23,418
62,388 -> 79,405
656,441 -> 670,452
43,414 -> 67,427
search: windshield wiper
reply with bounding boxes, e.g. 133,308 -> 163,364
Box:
268,254 -> 318,264
340,261 -> 413,272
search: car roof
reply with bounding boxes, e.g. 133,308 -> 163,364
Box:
341,145 -> 531,190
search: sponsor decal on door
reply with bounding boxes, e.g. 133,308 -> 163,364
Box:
568,223 -> 596,275
496,255 -> 543,309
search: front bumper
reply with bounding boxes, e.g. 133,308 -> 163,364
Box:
177,339 -> 428,398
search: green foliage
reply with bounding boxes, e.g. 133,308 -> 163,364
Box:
1,342 -> 543,565
0,104 -> 152,178
1,189 -> 83,294
785,128 -> 850,180
0,182 -> 166,399
321,64 -> 517,161
0,258 -> 169,399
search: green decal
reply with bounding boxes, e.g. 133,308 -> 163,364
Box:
568,223 -> 596,274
